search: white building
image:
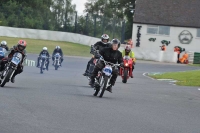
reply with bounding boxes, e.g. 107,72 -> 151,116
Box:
132,0 -> 200,62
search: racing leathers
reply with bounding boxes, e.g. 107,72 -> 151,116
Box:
52,49 -> 63,64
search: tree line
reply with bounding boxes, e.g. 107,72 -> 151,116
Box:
0,0 -> 135,40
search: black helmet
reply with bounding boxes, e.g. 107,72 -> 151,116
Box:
111,39 -> 121,48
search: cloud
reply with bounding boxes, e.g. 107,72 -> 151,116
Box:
72,0 -> 87,15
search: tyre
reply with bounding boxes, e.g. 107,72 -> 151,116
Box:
40,60 -> 44,74
122,69 -> 128,83
99,76 -> 109,98
55,61 -> 58,70
1,69 -> 14,87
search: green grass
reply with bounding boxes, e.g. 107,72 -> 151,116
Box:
189,64 -> 200,67
0,36 -> 91,57
150,70 -> 200,87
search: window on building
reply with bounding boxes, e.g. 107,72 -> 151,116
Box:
147,25 -> 170,35
197,29 -> 200,37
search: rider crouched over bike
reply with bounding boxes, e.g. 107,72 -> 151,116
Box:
52,46 -> 63,66
83,34 -> 110,76
89,39 -> 123,93
37,47 -> 50,70
122,45 -> 135,78
0,40 -> 27,83
1,41 -> 9,51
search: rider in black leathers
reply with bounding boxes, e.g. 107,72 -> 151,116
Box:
37,47 -> 50,70
83,34 -> 110,76
52,46 -> 63,65
89,39 -> 123,93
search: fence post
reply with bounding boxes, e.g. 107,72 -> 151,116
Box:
121,20 -> 125,43
84,13 -> 89,35
112,18 -> 115,39
93,15 -> 97,37
74,12 -> 77,33
101,16 -> 105,34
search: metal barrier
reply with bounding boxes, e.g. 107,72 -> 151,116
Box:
24,59 -> 36,67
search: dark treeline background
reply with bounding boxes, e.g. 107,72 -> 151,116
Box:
0,0 -> 135,41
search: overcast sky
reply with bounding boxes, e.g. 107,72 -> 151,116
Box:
72,0 -> 87,15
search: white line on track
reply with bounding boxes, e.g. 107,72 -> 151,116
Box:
142,72 -> 155,80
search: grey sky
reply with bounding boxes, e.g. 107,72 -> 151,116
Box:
72,0 -> 87,15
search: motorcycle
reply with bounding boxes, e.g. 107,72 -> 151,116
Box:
93,57 -> 120,98
53,53 -> 61,70
0,52 -> 23,87
0,47 -> 7,60
39,54 -> 49,74
119,56 -> 134,83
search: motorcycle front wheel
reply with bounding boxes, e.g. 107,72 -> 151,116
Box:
1,69 -> 14,87
99,76 -> 109,98
122,69 -> 128,83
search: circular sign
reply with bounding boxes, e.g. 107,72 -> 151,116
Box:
179,30 -> 193,44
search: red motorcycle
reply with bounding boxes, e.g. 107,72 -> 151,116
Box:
119,56 -> 135,83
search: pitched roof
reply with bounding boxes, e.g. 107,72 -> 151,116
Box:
134,0 -> 200,28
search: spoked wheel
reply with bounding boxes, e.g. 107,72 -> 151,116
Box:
1,69 -> 14,87
99,76 -> 109,98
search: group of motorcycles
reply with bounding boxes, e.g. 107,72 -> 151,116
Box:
38,53 -> 62,74
85,45 -> 136,98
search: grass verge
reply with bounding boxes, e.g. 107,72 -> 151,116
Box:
150,70 -> 200,87
0,36 -> 91,57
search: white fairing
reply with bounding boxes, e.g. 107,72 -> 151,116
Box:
124,56 -> 130,60
11,52 -> 22,65
103,65 -> 112,76
0,47 -> 7,57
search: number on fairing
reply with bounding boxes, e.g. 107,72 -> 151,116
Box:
11,57 -> 21,65
103,66 -> 112,76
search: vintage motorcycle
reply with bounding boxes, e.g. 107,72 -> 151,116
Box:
119,56 -> 135,83
39,54 -> 49,74
93,57 -> 120,98
53,53 -> 61,70
0,52 -> 23,87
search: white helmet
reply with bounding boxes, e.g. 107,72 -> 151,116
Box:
1,41 -> 7,46
43,47 -> 47,51
101,34 -> 109,44
56,46 -> 60,49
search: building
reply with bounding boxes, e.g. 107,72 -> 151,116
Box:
132,0 -> 200,62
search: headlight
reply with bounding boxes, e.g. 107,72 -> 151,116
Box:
125,63 -> 128,66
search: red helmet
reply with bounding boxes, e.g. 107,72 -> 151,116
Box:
17,40 -> 27,52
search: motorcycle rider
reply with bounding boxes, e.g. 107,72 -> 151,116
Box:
0,40 -> 27,83
0,41 -> 9,51
83,34 -> 110,76
89,39 -> 123,93
52,46 -> 63,66
121,45 -> 135,78
37,47 -> 50,70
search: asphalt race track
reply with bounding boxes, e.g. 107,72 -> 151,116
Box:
0,54 -> 200,133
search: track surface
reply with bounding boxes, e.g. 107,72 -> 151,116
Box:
0,54 -> 200,133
